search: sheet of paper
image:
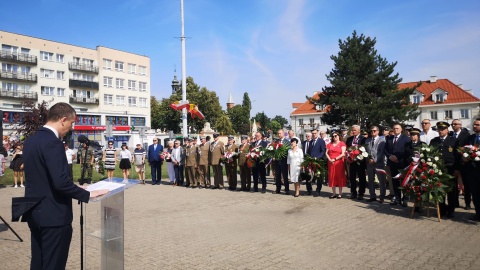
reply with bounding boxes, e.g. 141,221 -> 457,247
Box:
85,181 -> 125,192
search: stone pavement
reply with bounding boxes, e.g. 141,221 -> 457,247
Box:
1,176 -> 480,270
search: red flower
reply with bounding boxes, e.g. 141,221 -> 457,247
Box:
429,170 -> 435,175
353,150 -> 360,155
437,182 -> 441,187
421,175 -> 427,180
473,153 -> 477,157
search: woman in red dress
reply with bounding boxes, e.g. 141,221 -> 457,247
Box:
326,132 -> 347,198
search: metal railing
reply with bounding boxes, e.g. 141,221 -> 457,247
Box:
69,79 -> 99,89
0,50 -> 37,64
0,89 -> 38,100
0,71 -> 37,82
69,95 -> 99,104
68,62 -> 99,73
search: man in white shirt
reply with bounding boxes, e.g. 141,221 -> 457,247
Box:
64,142 -> 76,181
419,119 -> 438,144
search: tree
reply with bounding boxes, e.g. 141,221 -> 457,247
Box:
150,96 -> 164,130
228,105 -> 250,134
19,99 -> 49,140
267,120 -> 282,132
272,115 -> 288,128
252,112 -> 270,133
310,31 -> 419,129
242,92 -> 252,115
215,113 -> 234,135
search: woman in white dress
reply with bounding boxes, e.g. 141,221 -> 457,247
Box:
287,138 -> 304,197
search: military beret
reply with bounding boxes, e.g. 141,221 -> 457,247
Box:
436,121 -> 450,129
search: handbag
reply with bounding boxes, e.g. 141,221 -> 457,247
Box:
9,161 -> 14,170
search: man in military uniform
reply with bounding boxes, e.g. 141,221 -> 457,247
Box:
404,128 -> 427,164
185,138 -> 198,188
209,132 -> 225,189
463,119 -> 480,221
225,136 -> 239,190
79,143 -> 94,185
197,136 -> 210,188
238,135 -> 252,191
430,121 -> 459,218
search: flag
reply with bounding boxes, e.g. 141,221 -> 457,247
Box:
170,100 -> 190,110
188,104 -> 204,120
375,168 -> 387,175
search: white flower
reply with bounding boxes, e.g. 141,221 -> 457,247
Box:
427,162 -> 432,166
463,153 -> 469,158
260,151 -> 265,156
432,164 -> 437,168
357,155 -> 364,160
362,152 -> 369,157
427,158 -> 431,162
438,171 -> 443,175
421,147 -> 426,151
267,146 -> 273,150
476,151 -> 480,156
434,157 -> 439,161
421,159 -> 425,163
475,157 -> 480,162
359,146 -> 365,152
420,154 -> 424,158
426,148 -> 431,152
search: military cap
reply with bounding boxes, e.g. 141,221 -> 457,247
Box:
241,135 -> 248,140
340,127 -> 348,131
436,121 -> 450,129
409,128 -> 421,136
188,137 -> 194,142
199,136 -> 206,140
404,124 -> 413,131
228,135 -> 234,140
361,130 -> 368,135
213,133 -> 220,138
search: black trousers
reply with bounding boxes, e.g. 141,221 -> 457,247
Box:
274,160 -> 289,192
349,162 -> 367,196
150,160 -> 162,183
174,164 -> 184,185
461,168 -> 472,207
67,163 -> 73,181
252,162 -> 267,191
467,166 -> 480,216
239,165 -> 251,190
29,223 -> 73,270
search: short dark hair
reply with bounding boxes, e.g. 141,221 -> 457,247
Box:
290,137 -> 299,144
47,102 -> 76,122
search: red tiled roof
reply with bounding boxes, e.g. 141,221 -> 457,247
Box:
398,78 -> 479,105
291,78 -> 479,116
292,102 -> 303,108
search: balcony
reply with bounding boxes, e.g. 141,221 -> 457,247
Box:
69,95 -> 99,105
68,62 -> 99,73
0,51 -> 37,65
69,79 -> 99,90
0,71 -> 37,83
0,89 -> 38,101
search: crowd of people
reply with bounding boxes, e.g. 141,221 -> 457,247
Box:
146,118 -> 480,222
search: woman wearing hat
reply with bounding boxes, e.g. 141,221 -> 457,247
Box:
119,144 -> 132,181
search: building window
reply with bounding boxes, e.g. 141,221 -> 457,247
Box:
128,96 -> 137,107
40,51 -> 53,61
139,82 -> 147,92
41,69 -> 54,78
106,116 -> 128,126
56,54 -> 64,63
56,71 -> 64,80
116,95 -> 125,106
83,58 -> 94,66
115,61 -> 124,72
2,44 -> 18,53
21,48 -> 30,55
131,117 -> 146,126
128,80 -> 136,90
73,89 -> 91,98
103,77 -> 113,87
73,57 -> 81,65
75,115 -> 101,125
103,59 -> 112,70
57,88 -> 65,97
41,86 -> 55,96
461,109 -> 470,119
116,78 -> 124,89
430,111 -> 438,120
444,110 -> 453,120
435,94 -> 444,103
299,119 -> 304,126
83,74 -> 94,82
2,63 -> 18,72
139,65 -> 146,75
128,63 -> 136,74
139,97 -> 147,107
413,95 -> 421,104
309,118 -> 314,126
104,94 -> 113,105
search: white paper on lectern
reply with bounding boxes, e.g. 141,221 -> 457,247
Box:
85,181 -> 125,192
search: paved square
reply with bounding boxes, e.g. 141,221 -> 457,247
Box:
1,176 -> 480,269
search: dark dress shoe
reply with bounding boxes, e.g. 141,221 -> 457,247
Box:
469,215 -> 480,221
261,188 -> 266,194
357,196 -> 364,200
379,199 -> 384,203
366,198 -> 377,202
273,190 -> 280,194
306,191 -> 312,195
350,195 -> 357,200
465,205 -> 472,210
390,200 -> 399,205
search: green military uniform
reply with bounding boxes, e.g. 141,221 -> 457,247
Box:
185,141 -> 198,188
79,145 -> 94,184
225,136 -> 239,190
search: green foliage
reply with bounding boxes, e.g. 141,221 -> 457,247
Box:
267,120 -> 282,132
215,113 -> 234,135
253,112 -> 270,132
311,30 -> 419,129
228,105 -> 250,134
242,92 -> 252,114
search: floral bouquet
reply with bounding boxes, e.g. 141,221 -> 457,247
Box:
458,145 -> 480,162
245,146 -> 265,168
400,145 -> 453,205
346,144 -> 370,164
220,151 -> 238,164
263,141 -> 291,161
161,151 -> 171,162
300,155 -> 326,181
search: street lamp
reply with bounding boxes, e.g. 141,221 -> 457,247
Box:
171,74 -> 180,94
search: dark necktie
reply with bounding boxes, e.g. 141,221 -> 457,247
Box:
393,136 -> 398,145
476,135 -> 480,145
454,133 -> 458,138
353,137 -> 358,144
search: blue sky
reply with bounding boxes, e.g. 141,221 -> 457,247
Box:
2,0 -> 479,121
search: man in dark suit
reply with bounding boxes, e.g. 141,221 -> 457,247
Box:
384,123 -> 411,206
308,128 -> 326,196
251,132 -> 269,193
23,102 -> 107,270
274,130 -> 291,194
301,132 -> 312,156
450,119 -> 471,209
148,137 -> 164,185
430,121 -> 459,218
463,119 -> 480,221
346,125 -> 367,200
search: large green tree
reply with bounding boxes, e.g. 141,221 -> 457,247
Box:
215,113 -> 234,135
228,105 -> 250,134
153,77 -> 223,134
252,112 -> 270,133
272,115 -> 288,128
311,31 -> 419,129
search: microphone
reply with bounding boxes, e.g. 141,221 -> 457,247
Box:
78,135 -> 89,144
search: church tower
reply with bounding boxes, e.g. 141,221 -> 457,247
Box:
226,92 -> 234,109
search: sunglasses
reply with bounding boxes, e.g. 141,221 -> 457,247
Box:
108,143 -> 113,145
421,123 -> 430,125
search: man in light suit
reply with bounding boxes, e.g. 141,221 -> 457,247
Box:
365,125 -> 386,202
384,123 -> 411,206
148,137 -> 164,185
171,140 -> 184,186
210,132 -> 225,189
346,125 -> 367,200
308,129 -> 326,196
23,102 -> 107,270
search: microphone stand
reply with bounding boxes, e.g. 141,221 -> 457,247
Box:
79,143 -> 90,270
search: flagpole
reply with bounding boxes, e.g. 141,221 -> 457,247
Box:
180,0 -> 188,137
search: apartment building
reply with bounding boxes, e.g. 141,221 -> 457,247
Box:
290,76 -> 480,140
0,30 -> 151,148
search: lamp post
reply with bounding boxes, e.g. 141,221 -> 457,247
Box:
179,0 -> 188,137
